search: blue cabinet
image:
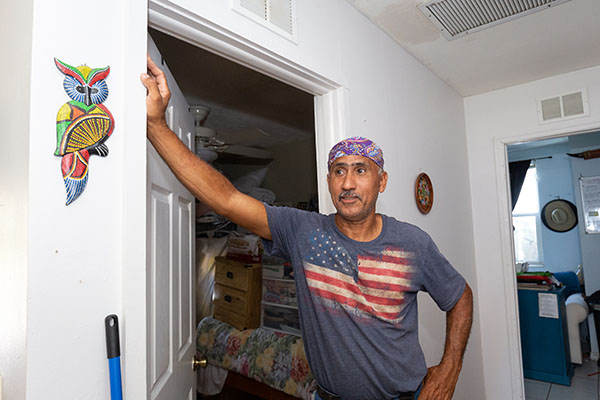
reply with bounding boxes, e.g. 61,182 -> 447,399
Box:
518,287 -> 573,385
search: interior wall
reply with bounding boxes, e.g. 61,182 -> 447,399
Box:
0,0 -> 33,398
569,138 -> 600,358
568,134 -> 600,296
218,136 -> 318,207
163,0 -> 484,398
263,137 -> 318,205
508,143 -> 583,272
24,1 -> 147,399
465,64 -> 600,399
16,0 -> 485,397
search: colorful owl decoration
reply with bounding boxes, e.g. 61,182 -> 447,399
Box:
54,58 -> 114,205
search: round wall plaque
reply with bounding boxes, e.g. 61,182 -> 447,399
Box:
415,173 -> 433,214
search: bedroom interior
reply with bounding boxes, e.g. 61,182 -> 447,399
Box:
149,27 -> 319,399
508,130 -> 600,398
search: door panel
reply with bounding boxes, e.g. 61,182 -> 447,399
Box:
178,197 -> 193,359
149,186 -> 173,394
147,35 -> 196,400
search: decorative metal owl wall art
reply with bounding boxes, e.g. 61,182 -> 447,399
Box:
54,58 -> 115,205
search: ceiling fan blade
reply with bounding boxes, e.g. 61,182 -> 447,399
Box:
223,144 -> 272,159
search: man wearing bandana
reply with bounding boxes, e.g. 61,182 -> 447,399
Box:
142,57 -> 473,400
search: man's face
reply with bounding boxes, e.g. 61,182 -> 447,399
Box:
327,155 -> 388,222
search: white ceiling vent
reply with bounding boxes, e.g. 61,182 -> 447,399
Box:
235,0 -> 296,41
418,0 -> 572,40
537,89 -> 589,124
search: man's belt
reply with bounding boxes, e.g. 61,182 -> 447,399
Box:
315,384 -> 417,400
316,384 -> 340,400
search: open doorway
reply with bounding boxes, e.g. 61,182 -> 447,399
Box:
507,130 -> 600,399
144,22 -> 340,399
148,25 -> 318,325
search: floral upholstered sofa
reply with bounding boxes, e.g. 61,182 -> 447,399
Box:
197,317 -> 316,399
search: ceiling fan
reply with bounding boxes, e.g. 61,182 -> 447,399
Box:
189,105 -> 273,163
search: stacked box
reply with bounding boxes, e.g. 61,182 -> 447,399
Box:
262,278 -> 297,307
261,302 -> 301,336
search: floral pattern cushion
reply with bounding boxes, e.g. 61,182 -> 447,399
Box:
197,317 -> 316,399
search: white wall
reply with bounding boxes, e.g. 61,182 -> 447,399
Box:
161,1 -> 483,398
0,1 -> 33,399
22,1 -> 147,399
12,0 -> 483,398
465,65 -> 600,399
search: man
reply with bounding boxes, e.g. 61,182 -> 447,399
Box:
141,56 -> 473,400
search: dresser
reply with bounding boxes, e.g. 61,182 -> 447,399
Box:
518,286 -> 573,385
213,256 -> 262,330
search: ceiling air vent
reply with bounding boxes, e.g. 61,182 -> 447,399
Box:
236,0 -> 296,40
418,0 -> 572,40
538,89 -> 589,124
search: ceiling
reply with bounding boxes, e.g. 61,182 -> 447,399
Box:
150,1 -> 600,154
150,28 -> 315,151
346,0 -> 600,96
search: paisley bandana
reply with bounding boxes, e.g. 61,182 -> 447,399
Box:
327,136 -> 384,170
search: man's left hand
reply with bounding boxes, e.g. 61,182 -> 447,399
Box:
418,284 -> 473,399
417,363 -> 459,400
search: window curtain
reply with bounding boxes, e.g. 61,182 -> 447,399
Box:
509,159 -> 532,211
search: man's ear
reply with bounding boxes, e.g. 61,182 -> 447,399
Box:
379,171 -> 388,193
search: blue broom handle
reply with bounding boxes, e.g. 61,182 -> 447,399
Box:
108,356 -> 123,400
105,315 -> 123,400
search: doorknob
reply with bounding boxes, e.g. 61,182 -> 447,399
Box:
193,355 -> 207,371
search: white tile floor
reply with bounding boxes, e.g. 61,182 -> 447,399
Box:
525,358 -> 600,400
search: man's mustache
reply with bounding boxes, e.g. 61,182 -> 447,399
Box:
339,191 -> 361,201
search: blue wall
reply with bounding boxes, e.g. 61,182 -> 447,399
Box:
508,143 -> 582,273
568,132 -> 600,295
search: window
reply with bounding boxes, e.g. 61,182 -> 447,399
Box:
512,165 -> 543,268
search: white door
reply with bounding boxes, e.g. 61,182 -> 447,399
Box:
146,36 -> 196,400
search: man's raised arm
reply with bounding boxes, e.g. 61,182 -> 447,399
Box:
140,55 -> 271,240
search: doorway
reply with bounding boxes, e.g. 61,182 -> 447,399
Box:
504,130 -> 600,399
148,25 -> 318,325
126,6 -> 347,399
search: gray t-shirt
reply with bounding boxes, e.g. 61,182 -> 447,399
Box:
263,205 -> 466,400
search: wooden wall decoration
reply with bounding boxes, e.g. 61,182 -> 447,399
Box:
54,58 -> 114,205
415,172 -> 433,214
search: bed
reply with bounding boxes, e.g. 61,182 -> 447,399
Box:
196,317 -> 316,399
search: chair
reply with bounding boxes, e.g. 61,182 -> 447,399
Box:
554,271 -> 588,365
565,293 -> 589,364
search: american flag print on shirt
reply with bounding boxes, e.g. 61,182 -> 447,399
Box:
304,229 -> 415,324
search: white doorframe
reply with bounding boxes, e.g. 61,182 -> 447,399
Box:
148,0 -> 347,211
121,0 -> 150,399
125,1 -> 348,398
494,121 -> 600,399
